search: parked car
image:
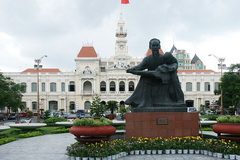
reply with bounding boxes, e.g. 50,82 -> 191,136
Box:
187,107 -> 197,112
76,110 -> 84,117
8,113 -> 20,120
50,112 -> 60,117
19,112 -> 27,117
84,113 -> 91,118
61,112 -> 71,118
67,114 -> 78,119
0,113 -> 6,121
78,113 -> 85,119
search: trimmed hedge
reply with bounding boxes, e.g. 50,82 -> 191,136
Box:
49,128 -> 70,134
43,117 -> 67,124
0,137 -> 16,145
18,131 -> 43,138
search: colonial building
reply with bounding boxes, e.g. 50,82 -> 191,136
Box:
2,16 -> 220,113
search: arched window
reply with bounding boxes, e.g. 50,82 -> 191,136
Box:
100,81 -> 106,91
129,81 -> 134,91
110,81 -> 116,91
32,101 -> 37,111
83,81 -> 92,92
84,101 -> 91,111
205,100 -> 210,108
50,82 -> 56,92
186,100 -> 194,107
120,101 -> 125,107
196,82 -> 200,91
49,101 -> 58,111
21,82 -> 27,93
31,82 -> 37,92
69,81 -> 75,92
61,82 -> 65,92
101,101 -> 106,108
69,101 -> 75,110
119,81 -> 125,91
41,82 -> 45,92
20,102 -> 26,111
186,82 -> 192,91
204,82 -> 210,91
214,82 -> 219,90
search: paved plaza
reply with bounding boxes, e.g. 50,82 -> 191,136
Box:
0,132 -> 223,160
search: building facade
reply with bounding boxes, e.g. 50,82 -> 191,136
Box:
2,16 -> 221,113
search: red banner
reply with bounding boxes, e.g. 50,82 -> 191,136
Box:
121,0 -> 129,4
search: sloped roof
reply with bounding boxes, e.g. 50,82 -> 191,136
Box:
170,45 -> 177,53
178,69 -> 214,73
191,54 -> 202,64
77,46 -> 98,58
21,69 -> 61,73
146,49 -> 164,56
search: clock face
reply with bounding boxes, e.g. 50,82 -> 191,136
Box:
119,45 -> 124,50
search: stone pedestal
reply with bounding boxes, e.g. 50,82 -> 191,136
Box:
125,112 -> 199,140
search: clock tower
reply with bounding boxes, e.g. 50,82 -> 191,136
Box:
115,14 -> 128,54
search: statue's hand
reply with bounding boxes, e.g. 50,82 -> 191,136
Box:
126,68 -> 136,73
126,68 -> 133,73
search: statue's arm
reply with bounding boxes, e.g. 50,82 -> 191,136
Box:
126,57 -> 148,73
165,63 -> 178,72
156,63 -> 177,73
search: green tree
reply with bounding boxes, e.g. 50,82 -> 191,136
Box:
0,73 -> 25,112
90,94 -> 104,117
219,63 -> 240,110
106,100 -> 118,114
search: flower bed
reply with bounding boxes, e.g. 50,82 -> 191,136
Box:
66,136 -> 240,159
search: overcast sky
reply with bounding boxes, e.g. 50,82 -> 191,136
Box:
0,0 -> 240,72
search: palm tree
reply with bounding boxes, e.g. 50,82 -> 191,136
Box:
106,100 -> 118,114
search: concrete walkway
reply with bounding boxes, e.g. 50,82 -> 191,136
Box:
0,132 -> 223,160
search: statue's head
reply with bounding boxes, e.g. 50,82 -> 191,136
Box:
149,38 -> 161,50
164,52 -> 175,64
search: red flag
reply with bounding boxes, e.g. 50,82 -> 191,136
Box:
121,0 -> 129,4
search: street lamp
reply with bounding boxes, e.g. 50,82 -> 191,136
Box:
34,55 -> 47,122
209,54 -> 226,115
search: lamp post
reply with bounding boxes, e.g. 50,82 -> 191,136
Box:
209,54 -> 226,115
34,55 -> 47,122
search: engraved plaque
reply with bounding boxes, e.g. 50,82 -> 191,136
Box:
157,118 -> 168,125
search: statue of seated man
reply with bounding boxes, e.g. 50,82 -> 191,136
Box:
125,38 -> 184,109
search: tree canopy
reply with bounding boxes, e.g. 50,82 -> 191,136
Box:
90,94 -> 104,117
0,73 -> 25,112
106,100 -> 118,114
219,64 -> 240,109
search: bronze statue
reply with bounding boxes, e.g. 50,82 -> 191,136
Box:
125,38 -> 186,112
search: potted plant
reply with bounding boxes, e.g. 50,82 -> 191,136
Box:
213,116 -> 240,134
106,100 -> 118,120
69,117 -> 116,143
213,116 -> 240,143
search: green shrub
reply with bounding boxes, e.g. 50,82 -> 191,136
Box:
18,131 -> 43,138
0,133 -> 9,139
216,116 -> 230,123
43,117 -> 67,124
229,116 -> 240,123
73,118 -> 113,126
200,115 -> 219,120
200,127 -> 213,131
0,137 -> 16,145
115,125 -> 125,130
50,128 -> 70,134
216,116 -> 240,123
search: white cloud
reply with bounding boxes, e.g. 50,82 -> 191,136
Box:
0,0 -> 240,72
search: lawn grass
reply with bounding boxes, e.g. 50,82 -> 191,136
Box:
0,126 -> 70,145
